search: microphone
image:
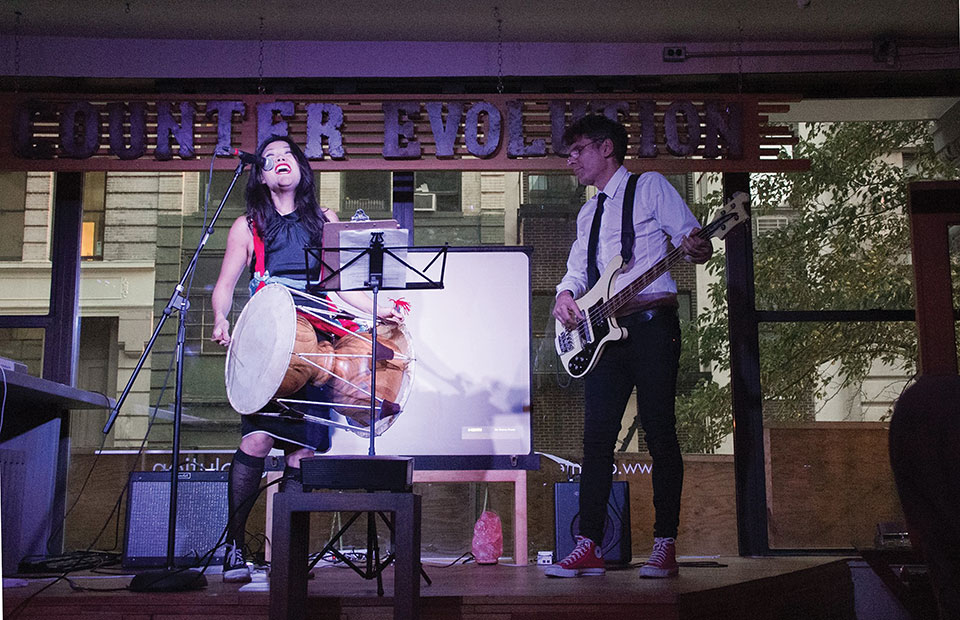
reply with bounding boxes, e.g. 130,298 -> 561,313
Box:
232,149 -> 275,171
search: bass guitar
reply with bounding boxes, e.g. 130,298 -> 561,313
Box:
555,192 -> 749,378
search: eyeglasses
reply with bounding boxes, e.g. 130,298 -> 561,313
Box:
566,139 -> 603,160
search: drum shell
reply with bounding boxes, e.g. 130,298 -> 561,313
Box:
328,324 -> 411,428
225,284 -> 336,414
277,314 -> 334,396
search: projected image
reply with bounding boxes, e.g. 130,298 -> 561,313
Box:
325,248 -> 532,457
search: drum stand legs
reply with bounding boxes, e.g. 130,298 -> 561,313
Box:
307,505 -> 431,595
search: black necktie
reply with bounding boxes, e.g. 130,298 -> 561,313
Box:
587,192 -> 606,288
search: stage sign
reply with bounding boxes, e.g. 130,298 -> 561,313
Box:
0,93 -> 808,173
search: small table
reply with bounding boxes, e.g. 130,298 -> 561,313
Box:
264,468 -> 528,565
270,491 -> 421,620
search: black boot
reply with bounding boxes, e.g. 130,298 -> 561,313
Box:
224,449 -> 264,582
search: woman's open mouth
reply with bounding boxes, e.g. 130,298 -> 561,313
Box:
275,162 -> 292,174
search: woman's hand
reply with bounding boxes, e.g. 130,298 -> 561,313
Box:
211,317 -> 232,346
378,298 -> 410,324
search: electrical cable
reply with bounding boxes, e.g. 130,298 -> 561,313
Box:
44,388 -> 114,555
6,575 -> 66,619
8,146 -> 232,615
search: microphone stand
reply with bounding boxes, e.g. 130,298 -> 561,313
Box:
103,159 -> 250,592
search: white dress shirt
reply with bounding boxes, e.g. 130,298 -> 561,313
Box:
556,166 -> 702,302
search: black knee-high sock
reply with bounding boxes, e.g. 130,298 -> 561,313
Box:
227,449 -> 265,547
279,465 -> 303,493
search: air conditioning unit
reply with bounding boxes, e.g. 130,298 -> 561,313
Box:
755,215 -> 790,236
414,192 -> 436,212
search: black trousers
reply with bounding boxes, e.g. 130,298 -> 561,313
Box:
578,309 -> 683,543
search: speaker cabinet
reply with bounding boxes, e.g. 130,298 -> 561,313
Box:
300,455 -> 413,492
122,471 -> 228,568
554,481 -> 631,564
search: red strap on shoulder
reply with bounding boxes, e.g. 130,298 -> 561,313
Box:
299,312 -> 360,337
250,219 -> 267,293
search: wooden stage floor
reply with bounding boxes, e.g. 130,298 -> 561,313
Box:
3,555 -> 856,620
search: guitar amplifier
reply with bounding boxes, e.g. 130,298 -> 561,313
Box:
301,455 -> 413,492
554,481 -> 631,564
122,471 -> 228,568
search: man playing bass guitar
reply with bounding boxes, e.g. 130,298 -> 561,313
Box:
548,114 -> 713,579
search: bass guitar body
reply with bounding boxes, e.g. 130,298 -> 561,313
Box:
555,257 -> 627,378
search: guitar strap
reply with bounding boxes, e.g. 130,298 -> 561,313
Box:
620,173 -> 639,264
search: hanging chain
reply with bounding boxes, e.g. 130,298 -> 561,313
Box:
494,6 -> 504,94
257,15 -> 265,95
14,10 -> 22,93
736,20 -> 744,95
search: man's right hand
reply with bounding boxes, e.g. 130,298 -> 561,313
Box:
552,291 -> 584,330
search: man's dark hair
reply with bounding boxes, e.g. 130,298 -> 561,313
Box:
562,114 -> 628,164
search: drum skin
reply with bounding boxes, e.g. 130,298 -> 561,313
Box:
225,284 -> 335,414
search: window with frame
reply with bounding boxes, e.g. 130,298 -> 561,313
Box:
415,171 -> 461,213
81,172 -> 106,260
341,170 -> 393,219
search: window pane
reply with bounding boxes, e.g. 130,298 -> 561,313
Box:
0,327 -> 44,377
413,171 -> 511,247
81,172 -> 106,260
70,316 -> 117,448
340,170 -> 392,220
0,172 -> 27,261
760,321 -> 915,549
0,172 -> 52,314
749,121 -> 960,312
524,172 -> 583,209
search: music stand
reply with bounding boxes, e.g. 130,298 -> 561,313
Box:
305,225 -> 447,453
295,226 -> 445,593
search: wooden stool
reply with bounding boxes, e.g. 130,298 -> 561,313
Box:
270,491 -> 421,620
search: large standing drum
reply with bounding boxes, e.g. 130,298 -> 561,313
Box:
224,283 -> 414,436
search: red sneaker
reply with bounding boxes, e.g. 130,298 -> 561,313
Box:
639,537 -> 679,578
544,536 -> 605,578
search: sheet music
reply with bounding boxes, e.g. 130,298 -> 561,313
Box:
339,228 -> 409,290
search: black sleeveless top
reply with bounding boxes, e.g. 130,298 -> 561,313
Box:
257,210 -> 322,283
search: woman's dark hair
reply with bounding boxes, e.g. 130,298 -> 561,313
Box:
244,134 -> 327,243
562,114 -> 628,164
